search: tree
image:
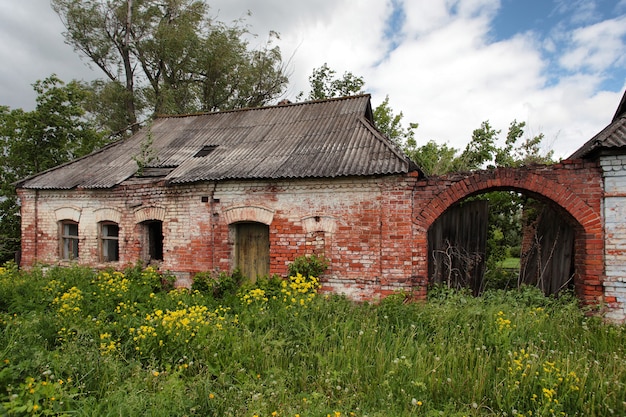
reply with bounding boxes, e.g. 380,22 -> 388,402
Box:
0,76 -> 106,262
404,120 -> 554,175
403,139 -> 457,176
372,95 -> 419,145
298,63 -> 365,101
300,64 -> 418,145
52,0 -> 289,135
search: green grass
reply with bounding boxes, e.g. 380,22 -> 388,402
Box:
499,257 -> 520,269
1,263 -> 625,416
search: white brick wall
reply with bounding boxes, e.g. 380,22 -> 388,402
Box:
601,155 -> 626,322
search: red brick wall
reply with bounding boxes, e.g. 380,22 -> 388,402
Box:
18,176 -> 418,300
17,160 -> 605,307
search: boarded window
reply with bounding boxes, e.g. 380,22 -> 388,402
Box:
142,220 -> 163,261
60,221 -> 79,260
100,222 -> 120,262
234,222 -> 270,282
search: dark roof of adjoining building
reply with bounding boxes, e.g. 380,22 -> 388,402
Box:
16,95 -> 419,190
569,89 -> 626,160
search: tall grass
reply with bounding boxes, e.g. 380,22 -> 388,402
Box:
1,263 -> 625,416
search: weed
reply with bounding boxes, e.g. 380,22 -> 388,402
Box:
0,263 -> 625,416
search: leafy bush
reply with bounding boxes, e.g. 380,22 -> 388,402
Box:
191,269 -> 244,299
287,254 -> 328,278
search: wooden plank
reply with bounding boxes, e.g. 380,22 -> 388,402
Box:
520,206 -> 575,295
236,223 -> 270,282
428,200 -> 489,295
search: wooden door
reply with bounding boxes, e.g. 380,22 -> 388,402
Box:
428,200 -> 489,295
235,222 -> 270,282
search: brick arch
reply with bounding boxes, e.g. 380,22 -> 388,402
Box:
134,206 -> 166,223
301,215 -> 337,234
412,164 -> 604,305
223,205 -> 275,225
54,206 -> 81,223
415,170 -> 599,234
94,207 -> 122,224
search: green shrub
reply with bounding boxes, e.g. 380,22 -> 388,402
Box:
287,254 -> 328,280
191,269 -> 243,298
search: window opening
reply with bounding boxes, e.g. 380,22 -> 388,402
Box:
144,221 -> 163,261
100,222 -> 120,262
193,145 -> 217,157
60,221 -> 79,260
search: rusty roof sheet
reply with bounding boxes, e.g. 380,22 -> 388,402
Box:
16,95 -> 417,190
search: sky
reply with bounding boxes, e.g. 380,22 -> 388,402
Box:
1,0 -> 625,159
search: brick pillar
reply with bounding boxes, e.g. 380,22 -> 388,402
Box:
600,155 -> 626,322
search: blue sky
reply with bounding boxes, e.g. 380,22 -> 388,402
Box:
1,0 -> 625,158
491,0 -> 626,91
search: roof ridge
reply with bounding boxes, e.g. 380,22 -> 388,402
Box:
155,94 -> 372,119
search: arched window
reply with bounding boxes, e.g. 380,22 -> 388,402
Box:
59,220 -> 79,260
99,222 -> 120,262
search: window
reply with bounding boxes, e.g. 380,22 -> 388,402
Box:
100,222 -> 120,262
193,145 -> 217,158
60,221 -> 79,260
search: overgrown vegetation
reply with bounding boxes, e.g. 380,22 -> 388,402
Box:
0,76 -> 107,263
1,262 -> 625,416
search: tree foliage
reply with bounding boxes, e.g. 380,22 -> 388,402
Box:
0,76 -> 106,262
52,0 -> 289,136
404,120 -> 554,175
299,63 -> 365,101
300,64 -> 418,144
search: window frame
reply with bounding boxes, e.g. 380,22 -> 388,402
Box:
99,221 -> 120,262
59,220 -> 79,260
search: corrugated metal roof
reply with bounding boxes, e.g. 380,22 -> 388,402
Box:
16,95 -> 418,190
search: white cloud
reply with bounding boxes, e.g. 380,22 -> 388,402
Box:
0,0 -> 623,159
559,16 -> 626,72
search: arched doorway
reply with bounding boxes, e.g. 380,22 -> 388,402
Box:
427,191 -> 578,296
414,166 -> 604,305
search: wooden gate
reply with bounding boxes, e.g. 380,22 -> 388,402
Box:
428,200 -> 489,295
235,222 -> 270,282
519,205 -> 575,295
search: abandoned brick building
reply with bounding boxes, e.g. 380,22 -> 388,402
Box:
14,93 -> 626,322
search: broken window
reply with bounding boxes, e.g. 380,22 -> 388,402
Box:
100,222 -> 120,262
60,221 -> 79,260
142,220 -> 163,261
